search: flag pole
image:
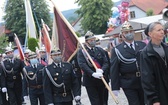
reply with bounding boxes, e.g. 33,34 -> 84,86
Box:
49,0 -> 119,104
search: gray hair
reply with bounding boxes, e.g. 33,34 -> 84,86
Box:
148,22 -> 162,32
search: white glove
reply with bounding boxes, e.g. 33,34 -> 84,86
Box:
2,87 -> 7,93
24,96 -> 29,100
96,69 -> 104,74
113,90 -> 120,96
74,96 -> 81,101
48,103 -> 54,105
92,72 -> 103,79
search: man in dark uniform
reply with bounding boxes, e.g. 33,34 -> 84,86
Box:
0,53 -> 8,105
1,45 -> 24,105
23,52 -> 45,105
110,21 -> 146,105
43,49 -> 81,105
38,46 -> 48,66
77,31 -> 109,105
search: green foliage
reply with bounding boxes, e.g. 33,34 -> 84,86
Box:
76,0 -> 113,34
28,38 -> 39,52
75,31 -> 81,37
146,9 -> 154,16
3,0 -> 51,38
0,34 -> 9,53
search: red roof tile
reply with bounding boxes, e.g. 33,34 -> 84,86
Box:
129,0 -> 168,14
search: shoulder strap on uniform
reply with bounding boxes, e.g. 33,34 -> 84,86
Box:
114,47 -> 136,64
45,67 -> 64,87
81,49 -> 93,67
1,61 -> 6,76
23,67 -> 36,81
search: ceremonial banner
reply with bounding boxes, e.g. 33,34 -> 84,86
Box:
14,34 -> 24,61
24,0 -> 37,39
52,6 -> 78,62
41,19 -> 51,54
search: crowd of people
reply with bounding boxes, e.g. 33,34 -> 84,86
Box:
0,21 -> 168,105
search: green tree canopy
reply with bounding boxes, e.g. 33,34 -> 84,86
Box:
76,0 -> 113,34
146,9 -> 154,16
4,0 -> 51,38
0,34 -> 9,53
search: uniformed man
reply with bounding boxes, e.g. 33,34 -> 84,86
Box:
77,31 -> 109,105
38,46 -> 48,66
1,45 -> 24,105
23,47 -> 31,66
0,53 -> 8,105
43,49 -> 81,105
23,52 -> 45,105
110,21 -> 146,105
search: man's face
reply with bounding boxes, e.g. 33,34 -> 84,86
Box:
51,53 -> 62,63
122,30 -> 135,41
86,38 -> 96,48
6,51 -> 14,59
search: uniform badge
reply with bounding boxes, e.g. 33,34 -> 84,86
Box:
54,66 -> 56,68
28,71 -> 34,75
54,78 -> 57,80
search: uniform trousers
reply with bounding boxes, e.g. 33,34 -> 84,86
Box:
85,85 -> 105,105
7,87 -> 22,105
0,92 -> 9,105
123,88 -> 145,105
54,101 -> 72,105
29,88 -> 45,105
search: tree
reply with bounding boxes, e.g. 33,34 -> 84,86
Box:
76,0 -> 113,34
146,9 -> 154,16
3,0 -> 51,38
0,34 -> 9,53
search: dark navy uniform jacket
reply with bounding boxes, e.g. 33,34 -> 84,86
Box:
110,41 -> 146,90
43,62 -> 80,104
77,46 -> 109,86
2,58 -> 24,88
23,63 -> 45,96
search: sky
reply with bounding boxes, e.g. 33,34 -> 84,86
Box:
0,0 -> 121,22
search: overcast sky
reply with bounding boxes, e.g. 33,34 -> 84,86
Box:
0,0 -> 121,22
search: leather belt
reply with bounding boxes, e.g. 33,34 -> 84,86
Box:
121,72 -> 141,77
29,85 -> 43,89
53,92 -> 70,97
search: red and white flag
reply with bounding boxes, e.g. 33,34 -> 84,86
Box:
14,34 -> 24,61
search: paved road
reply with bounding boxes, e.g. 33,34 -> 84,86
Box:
24,85 -> 128,105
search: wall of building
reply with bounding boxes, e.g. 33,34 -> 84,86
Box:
129,6 -> 147,19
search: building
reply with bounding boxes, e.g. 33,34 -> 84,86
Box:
129,0 -> 168,19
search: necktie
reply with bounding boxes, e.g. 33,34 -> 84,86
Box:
91,48 -> 94,53
130,44 -> 135,52
57,63 -> 60,68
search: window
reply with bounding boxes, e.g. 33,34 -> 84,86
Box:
130,11 -> 136,18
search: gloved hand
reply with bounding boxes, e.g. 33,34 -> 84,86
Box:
96,69 -> 104,74
113,90 -> 120,96
92,72 -> 103,79
74,96 -> 81,101
24,96 -> 29,100
2,87 -> 7,93
48,103 -> 54,105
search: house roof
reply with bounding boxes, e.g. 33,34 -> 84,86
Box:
129,14 -> 163,25
129,0 -> 168,14
103,21 -> 147,38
